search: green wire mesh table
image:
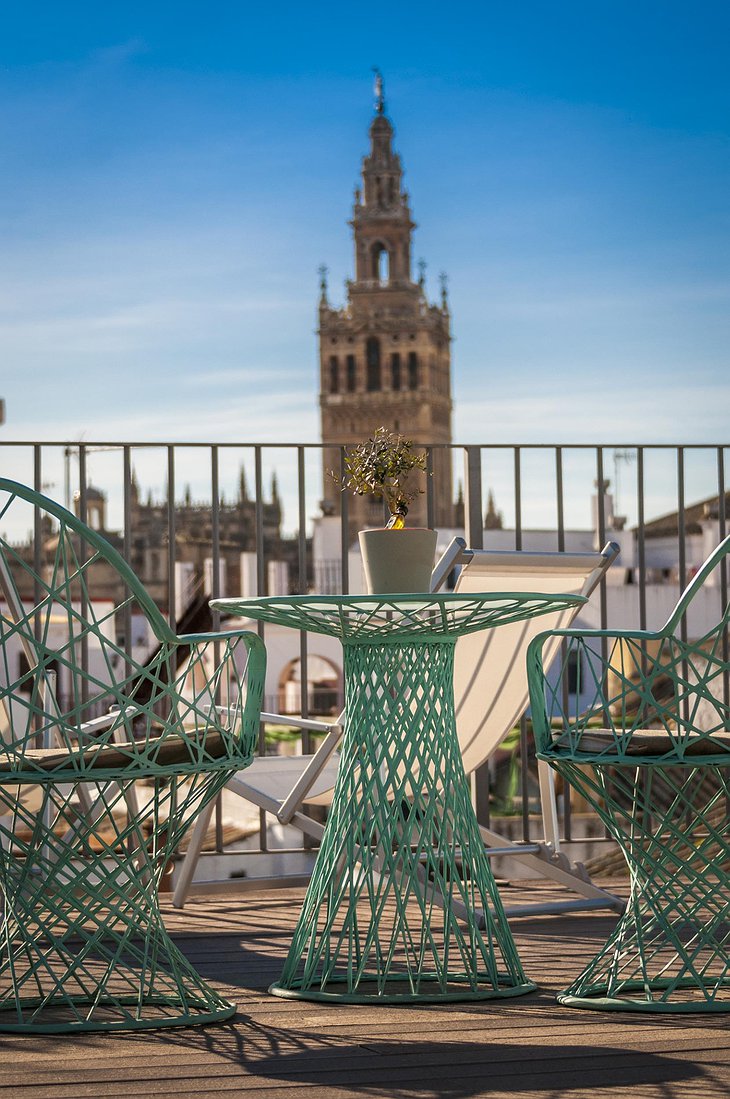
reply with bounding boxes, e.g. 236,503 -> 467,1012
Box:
214,591 -> 585,1004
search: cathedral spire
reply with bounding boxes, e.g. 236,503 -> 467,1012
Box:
351,77 -> 414,285
319,80 -> 454,534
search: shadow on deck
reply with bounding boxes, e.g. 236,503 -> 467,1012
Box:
3,882 -> 729,1099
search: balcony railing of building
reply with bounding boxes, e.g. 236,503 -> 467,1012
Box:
0,440 -> 727,872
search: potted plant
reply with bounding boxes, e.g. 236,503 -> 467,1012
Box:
331,426 -> 438,594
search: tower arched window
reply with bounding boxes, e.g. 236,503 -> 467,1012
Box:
408,351 -> 419,390
371,243 -> 389,284
391,352 -> 401,391
346,354 -> 356,392
329,356 -> 339,394
366,337 -> 381,391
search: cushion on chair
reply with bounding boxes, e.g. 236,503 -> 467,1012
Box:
0,730 -> 232,773
555,727 -> 730,757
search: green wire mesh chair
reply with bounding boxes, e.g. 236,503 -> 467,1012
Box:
528,535 -> 730,1012
0,478 -> 265,1032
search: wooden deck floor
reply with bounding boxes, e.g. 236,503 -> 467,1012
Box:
3,882 -> 729,1099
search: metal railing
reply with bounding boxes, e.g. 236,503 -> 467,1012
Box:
1,439 -> 728,864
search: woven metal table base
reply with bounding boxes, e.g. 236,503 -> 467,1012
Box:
271,640 -> 533,1003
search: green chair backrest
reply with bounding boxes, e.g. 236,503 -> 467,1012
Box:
531,535 -> 730,764
0,478 -> 263,780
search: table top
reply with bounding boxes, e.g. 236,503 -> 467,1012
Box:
211,591 -> 586,643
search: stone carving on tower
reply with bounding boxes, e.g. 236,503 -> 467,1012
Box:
319,74 -> 454,539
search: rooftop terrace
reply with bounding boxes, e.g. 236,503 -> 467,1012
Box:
7,882 -> 729,1099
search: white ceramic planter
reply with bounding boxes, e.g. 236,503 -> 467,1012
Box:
358,527 -> 438,595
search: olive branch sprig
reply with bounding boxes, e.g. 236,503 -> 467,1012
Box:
329,426 -> 428,517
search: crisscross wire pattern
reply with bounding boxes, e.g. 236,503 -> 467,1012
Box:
532,631 -> 730,764
0,480 -> 265,1031
272,638 -> 533,1003
554,761 -> 729,1011
528,536 -> 730,1011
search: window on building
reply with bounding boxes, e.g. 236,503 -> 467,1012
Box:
371,243 -> 389,283
329,356 -> 339,394
378,249 -> 389,282
346,354 -> 356,392
391,352 -> 401,390
408,351 -> 419,390
366,337 -> 381,391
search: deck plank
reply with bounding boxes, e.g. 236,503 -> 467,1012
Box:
1,883 -> 729,1099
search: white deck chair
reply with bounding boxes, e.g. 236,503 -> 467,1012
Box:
174,540 -> 622,914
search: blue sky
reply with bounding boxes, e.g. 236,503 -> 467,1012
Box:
2,2 -> 729,462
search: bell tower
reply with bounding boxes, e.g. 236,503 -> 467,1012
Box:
319,74 -> 454,537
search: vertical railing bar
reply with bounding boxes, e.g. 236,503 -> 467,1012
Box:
426,446 -> 435,530
166,446 -> 176,635
254,446 -> 265,600
464,446 -> 489,822
120,445 -> 136,858
463,447 -> 483,551
299,447 -> 316,849
254,445 -> 268,852
77,446 -> 87,521
210,446 -> 224,854
555,447 -> 571,840
634,445 -> 649,779
514,448 -> 522,552
211,446 -> 221,619
298,447 -> 311,746
340,447 -> 349,593
122,447 -> 133,679
676,447 -> 689,727
637,448 -> 647,631
513,447 -> 528,838
64,444 -> 72,510
32,446 -> 42,643
677,447 -> 687,600
519,713 -> 530,843
595,446 -> 611,841
78,445 -> 89,708
595,447 -> 607,628
555,447 -> 565,553
32,447 -> 43,743
717,448 -> 728,713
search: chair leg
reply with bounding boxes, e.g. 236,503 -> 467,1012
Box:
172,796 -> 218,908
477,822 -> 624,915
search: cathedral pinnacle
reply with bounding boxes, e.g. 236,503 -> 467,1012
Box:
318,264 -> 329,305
372,68 -> 385,115
439,271 -> 449,309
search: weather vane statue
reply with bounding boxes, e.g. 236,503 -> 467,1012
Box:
318,264 -> 329,303
372,67 -> 385,115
